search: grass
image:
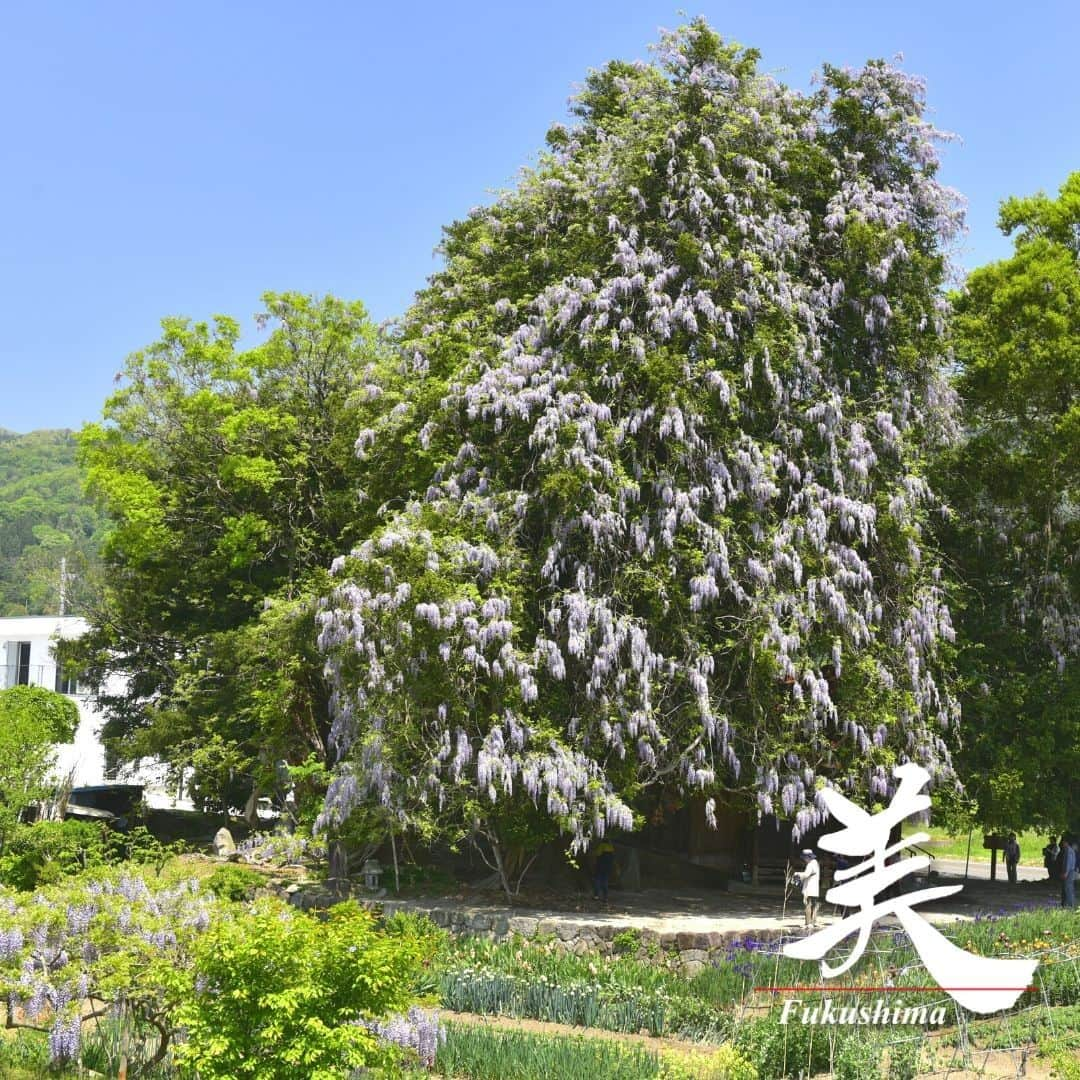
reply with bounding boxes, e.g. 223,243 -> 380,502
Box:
902,823 -> 1050,866
437,1022 -> 662,1080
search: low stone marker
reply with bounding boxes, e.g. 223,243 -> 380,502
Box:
213,827 -> 237,858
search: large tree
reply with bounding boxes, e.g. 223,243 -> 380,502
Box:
937,173 -> 1080,831
317,21 -> 964,883
71,293 -> 398,812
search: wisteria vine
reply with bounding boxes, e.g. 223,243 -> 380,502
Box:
318,21 -> 964,856
0,875 -> 214,1070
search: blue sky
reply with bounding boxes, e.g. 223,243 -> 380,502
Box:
2,1 -> 1078,432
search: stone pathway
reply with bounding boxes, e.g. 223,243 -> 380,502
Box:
287,864 -> 1064,975
330,872 -> 1065,972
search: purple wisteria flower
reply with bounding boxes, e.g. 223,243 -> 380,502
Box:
316,19 -> 964,851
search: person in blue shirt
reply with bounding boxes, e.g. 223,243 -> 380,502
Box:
1060,837 -> 1077,909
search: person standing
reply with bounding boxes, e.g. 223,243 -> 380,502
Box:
792,849 -> 821,928
1004,832 -> 1021,885
1061,837 -> 1076,909
592,839 -> 616,903
1043,836 -> 1059,881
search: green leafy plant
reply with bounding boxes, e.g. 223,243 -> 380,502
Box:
885,1036 -> 921,1080
436,1023 -> 661,1080
660,1045 -> 757,1080
835,1034 -> 883,1080
0,819 -> 111,889
174,898 -> 432,1080
612,928 -> 642,955
0,686 -> 79,844
734,1013 -> 836,1079
204,863 -> 267,902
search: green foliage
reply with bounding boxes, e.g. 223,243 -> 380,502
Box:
0,819 -> 111,889
938,172 -> 1080,832
0,428 -> 104,617
0,821 -> 185,891
114,825 -> 188,875
204,863 -> 266,902
436,1023 -> 662,1080
612,928 -> 643,955
733,1013 -> 836,1078
0,1029 -> 51,1075
72,292 -> 400,813
660,1045 -> 757,1080
174,898 -> 429,1080
0,686 -> 79,839
0,684 -> 79,744
834,1034 -> 885,1080
1044,1037 -> 1080,1080
887,1037 -> 920,1080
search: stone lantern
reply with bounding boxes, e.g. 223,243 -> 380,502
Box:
361,858 -> 383,890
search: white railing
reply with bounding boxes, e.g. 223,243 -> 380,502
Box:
0,663 -> 80,695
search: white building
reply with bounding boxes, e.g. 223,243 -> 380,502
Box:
0,615 -> 190,808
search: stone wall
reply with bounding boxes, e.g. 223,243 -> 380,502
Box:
283,886 -> 782,977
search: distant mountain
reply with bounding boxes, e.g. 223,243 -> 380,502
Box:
0,429 -> 104,616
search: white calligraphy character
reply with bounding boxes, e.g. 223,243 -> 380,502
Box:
783,763 -> 1037,1013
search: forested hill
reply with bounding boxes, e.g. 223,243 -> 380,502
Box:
0,428 -> 103,616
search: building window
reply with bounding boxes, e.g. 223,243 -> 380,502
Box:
4,642 -> 31,687
55,666 -> 79,695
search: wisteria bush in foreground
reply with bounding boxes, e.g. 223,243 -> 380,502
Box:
0,872 -> 215,1074
0,876 -> 441,1078
317,18 -> 965,884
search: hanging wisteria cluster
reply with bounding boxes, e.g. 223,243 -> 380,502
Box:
0,876 -> 215,1067
318,20 -> 963,853
357,1006 -> 445,1069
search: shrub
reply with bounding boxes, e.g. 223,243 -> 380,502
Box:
885,1036 -> 921,1080
612,928 -> 643,955
381,910 -> 448,997
0,819 -> 111,889
735,1014 -> 835,1079
0,873 -> 218,1073
665,994 -> 732,1041
660,1044 -> 757,1080
1047,1042 -> 1080,1080
237,829 -> 325,867
174,898 -> 432,1080
834,1034 -> 882,1080
0,820 -> 186,891
204,863 -> 267,901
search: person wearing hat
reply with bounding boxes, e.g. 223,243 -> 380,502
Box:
791,848 -> 821,927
